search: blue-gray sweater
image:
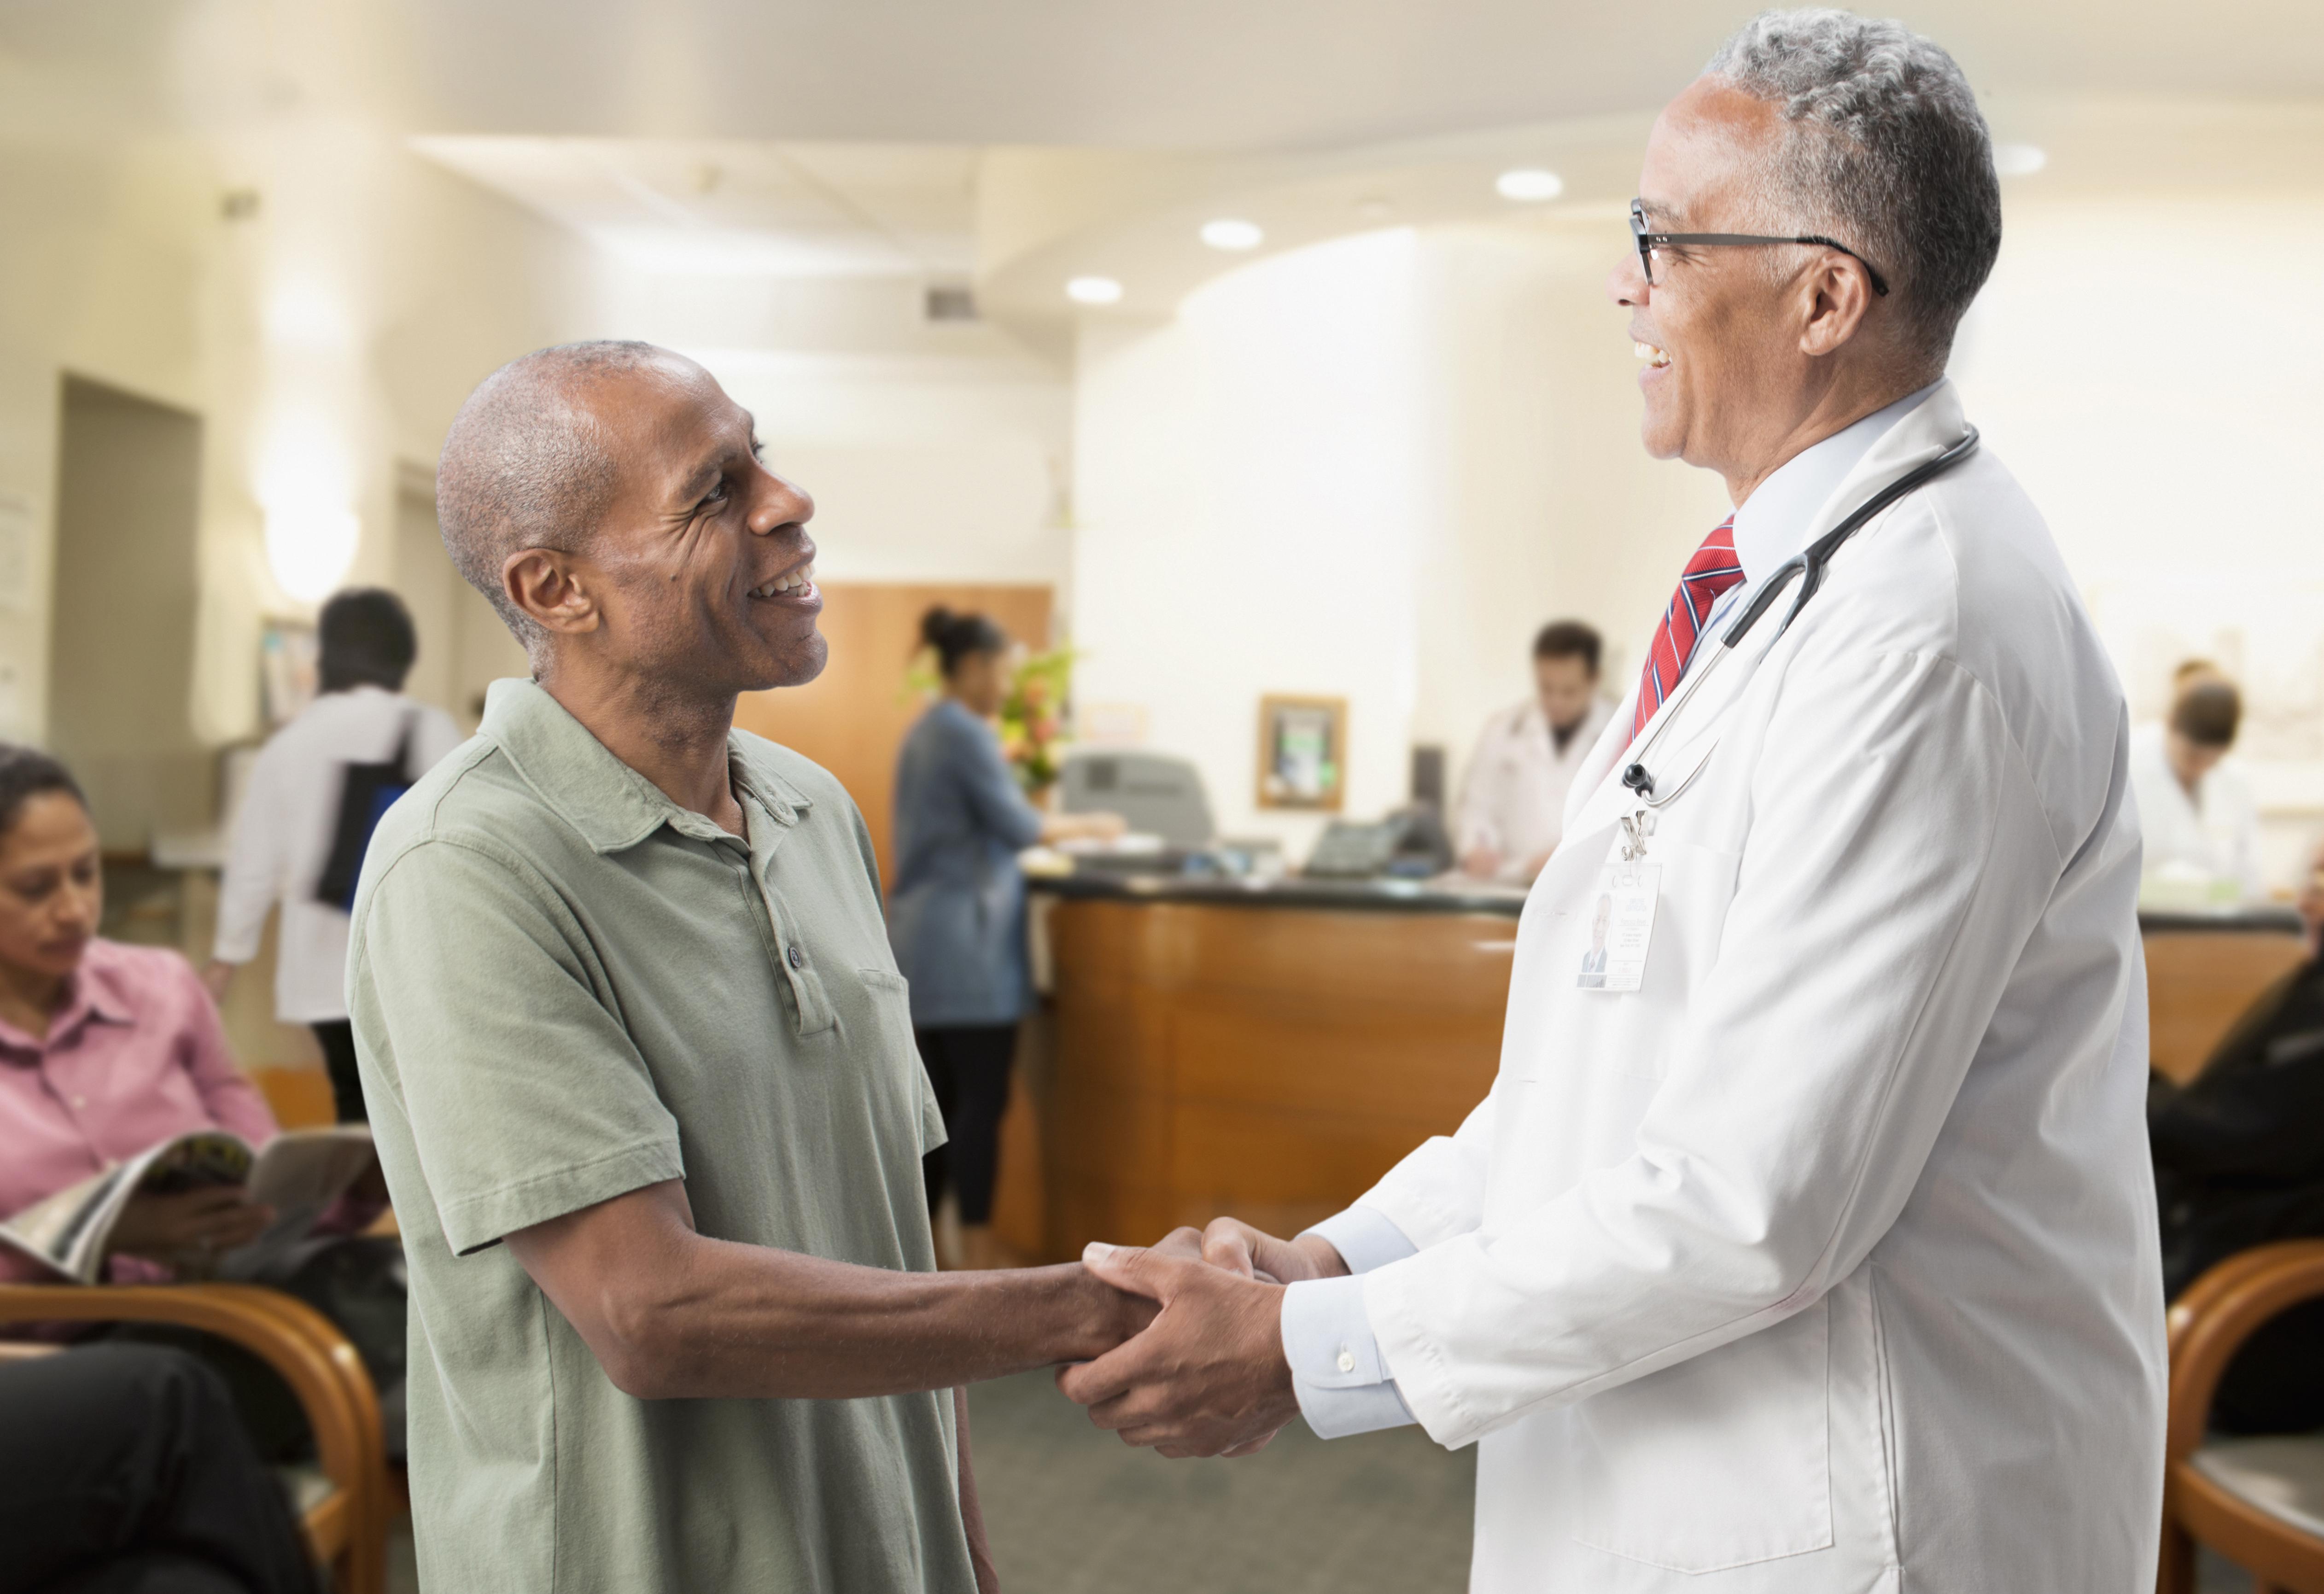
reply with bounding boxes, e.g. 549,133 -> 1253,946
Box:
887,699 -> 1045,1028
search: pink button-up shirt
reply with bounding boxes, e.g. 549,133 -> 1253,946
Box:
0,937 -> 279,1281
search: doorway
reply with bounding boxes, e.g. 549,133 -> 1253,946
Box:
390,472 -> 529,730
47,375 -> 207,850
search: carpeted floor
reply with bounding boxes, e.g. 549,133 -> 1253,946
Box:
966,1369 -> 1474,1594
383,1390 -> 2256,1593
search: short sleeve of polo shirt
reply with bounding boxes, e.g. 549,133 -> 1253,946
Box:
353,836 -> 683,1256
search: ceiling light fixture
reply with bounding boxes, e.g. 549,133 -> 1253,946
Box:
1993,143 -> 2047,177
1200,218 -> 1264,251
1495,168 -> 1565,202
1066,275 -> 1124,305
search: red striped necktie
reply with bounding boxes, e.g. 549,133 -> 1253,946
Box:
1632,516 -> 1745,740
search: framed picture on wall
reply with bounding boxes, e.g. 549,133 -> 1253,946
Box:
260,620 -> 319,728
1256,695 -> 1347,811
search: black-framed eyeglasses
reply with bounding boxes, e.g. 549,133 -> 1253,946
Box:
1630,198 -> 1890,297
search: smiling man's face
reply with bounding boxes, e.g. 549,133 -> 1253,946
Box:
1610,78 -> 1834,489
570,355 -> 826,697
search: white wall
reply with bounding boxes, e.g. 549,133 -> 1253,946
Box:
1071,230 -> 1427,853
1952,192 -> 2324,885
692,345 -> 1072,590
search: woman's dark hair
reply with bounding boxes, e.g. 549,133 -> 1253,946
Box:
919,606 -> 1008,679
0,744 -> 88,842
319,588 -> 419,693
2172,680 -> 2242,750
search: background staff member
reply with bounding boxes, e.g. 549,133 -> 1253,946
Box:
1454,620 -> 1612,883
890,607 -> 1122,1271
2130,665 -> 2264,902
207,589 -> 461,1122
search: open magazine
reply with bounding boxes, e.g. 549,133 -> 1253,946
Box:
0,1126 -> 377,1285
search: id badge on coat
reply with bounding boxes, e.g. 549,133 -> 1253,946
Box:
1577,856 -> 1660,993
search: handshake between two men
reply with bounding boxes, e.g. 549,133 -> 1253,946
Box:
1055,1217 -> 1349,1459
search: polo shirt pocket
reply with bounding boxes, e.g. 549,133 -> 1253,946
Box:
853,967 -> 947,1157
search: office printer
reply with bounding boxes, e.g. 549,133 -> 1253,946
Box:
1057,751 -> 1215,852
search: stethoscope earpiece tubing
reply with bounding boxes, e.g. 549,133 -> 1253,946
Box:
1723,426 -> 1980,654
1625,426 -> 1981,806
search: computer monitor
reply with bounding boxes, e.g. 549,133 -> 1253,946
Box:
1058,751 -> 1215,847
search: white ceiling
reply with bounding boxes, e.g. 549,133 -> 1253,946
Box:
3,0 -> 2321,151
389,0 -> 2324,148
410,139 -> 979,278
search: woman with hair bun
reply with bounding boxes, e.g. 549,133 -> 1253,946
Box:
888,607 -> 1122,1269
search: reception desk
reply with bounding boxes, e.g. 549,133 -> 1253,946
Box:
1007,876 -> 2307,1261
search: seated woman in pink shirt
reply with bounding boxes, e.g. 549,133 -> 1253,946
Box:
0,744 -> 402,1457
0,749 -> 285,1278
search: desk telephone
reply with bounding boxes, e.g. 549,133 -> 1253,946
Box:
1302,807 -> 1454,879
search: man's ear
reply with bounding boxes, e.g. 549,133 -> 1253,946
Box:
1797,254 -> 1876,359
504,548 -> 602,638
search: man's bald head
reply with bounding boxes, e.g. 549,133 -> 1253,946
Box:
436,339 -> 679,646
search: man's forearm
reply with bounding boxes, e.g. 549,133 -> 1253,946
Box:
630,1241 -> 1144,1399
508,1182 -> 1149,1401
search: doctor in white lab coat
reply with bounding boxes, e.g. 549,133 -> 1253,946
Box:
1454,620 -> 1616,883
2129,675 -> 2266,902
1059,15 -> 2165,1594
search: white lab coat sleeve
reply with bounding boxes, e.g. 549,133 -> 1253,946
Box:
1344,1082 -> 1502,1251
1453,720 -> 1505,858
2228,771 -> 2266,902
213,739 -> 290,965
1364,647 -> 2069,1449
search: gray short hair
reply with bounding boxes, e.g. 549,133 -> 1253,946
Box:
435,340 -> 671,648
1707,9 -> 2001,370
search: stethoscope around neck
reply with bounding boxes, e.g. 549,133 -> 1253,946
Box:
1619,426 -> 1981,811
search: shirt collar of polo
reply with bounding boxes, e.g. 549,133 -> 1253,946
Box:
481,678 -> 813,855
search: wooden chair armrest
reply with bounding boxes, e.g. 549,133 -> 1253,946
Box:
2166,1241 -> 2324,1465
0,1283 -> 388,1594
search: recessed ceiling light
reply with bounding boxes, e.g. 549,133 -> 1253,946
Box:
1993,143 -> 2047,177
1066,275 -> 1124,306
1200,218 -> 1264,251
1495,168 -> 1565,202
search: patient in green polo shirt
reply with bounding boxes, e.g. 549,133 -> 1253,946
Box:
349,341 -> 1152,1594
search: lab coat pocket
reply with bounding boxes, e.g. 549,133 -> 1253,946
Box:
1566,1299 -> 1833,1573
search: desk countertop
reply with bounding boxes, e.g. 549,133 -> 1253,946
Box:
1031,869 -> 2306,934
1028,870 -> 1531,917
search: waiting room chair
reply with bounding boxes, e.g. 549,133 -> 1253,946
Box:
2161,1240 -> 2324,1594
0,1281 -> 389,1594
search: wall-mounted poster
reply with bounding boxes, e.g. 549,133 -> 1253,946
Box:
260,620 -> 319,727
1256,695 -> 1346,811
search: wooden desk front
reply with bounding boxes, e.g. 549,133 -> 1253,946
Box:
1024,896 -> 2310,1260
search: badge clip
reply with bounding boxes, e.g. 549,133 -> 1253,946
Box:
1618,810 -> 1657,861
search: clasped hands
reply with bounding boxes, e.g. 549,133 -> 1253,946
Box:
1057,1217 -> 1346,1459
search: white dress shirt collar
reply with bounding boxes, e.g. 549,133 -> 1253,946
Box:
1728,380 -> 1944,586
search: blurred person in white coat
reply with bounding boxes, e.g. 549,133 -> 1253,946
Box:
206,590 -> 462,1121
1058,13 -> 2166,1593
2131,668 -> 2264,903
1454,621 -> 1614,883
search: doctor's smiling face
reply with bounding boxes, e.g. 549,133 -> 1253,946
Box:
1610,78 -> 1897,504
